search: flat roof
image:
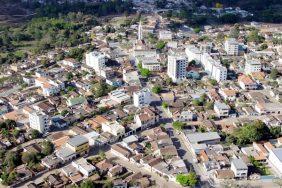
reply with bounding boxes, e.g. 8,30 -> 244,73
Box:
186,132 -> 220,144
271,148 -> 282,162
67,135 -> 88,147
232,158 -> 248,170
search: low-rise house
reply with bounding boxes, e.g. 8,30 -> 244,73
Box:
72,158 -> 96,177
135,107 -> 159,130
95,159 -> 114,175
214,102 -> 230,118
238,75 -> 257,90
230,158 -> 248,179
255,102 -> 282,115
219,89 -> 237,101
111,144 -> 132,160
108,165 -> 124,177
102,121 -> 125,137
42,154 -> 63,169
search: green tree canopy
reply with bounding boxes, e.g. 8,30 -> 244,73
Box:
176,173 -> 198,186
152,85 -> 162,94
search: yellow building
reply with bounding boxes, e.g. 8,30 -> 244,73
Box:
66,135 -> 89,156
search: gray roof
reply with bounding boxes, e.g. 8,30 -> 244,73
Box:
272,148 -> 282,162
232,158 -> 248,170
186,132 -> 220,144
56,147 -> 76,159
67,135 -> 88,147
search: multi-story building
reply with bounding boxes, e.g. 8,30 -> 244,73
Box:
201,53 -> 227,82
35,77 -> 65,96
167,52 -> 188,82
65,135 -> 89,156
268,148 -> 282,176
224,38 -> 239,56
85,51 -> 106,75
159,30 -> 173,40
29,111 -> 50,133
214,102 -> 230,118
72,158 -> 96,177
102,121 -> 125,137
137,56 -> 161,71
133,88 -> 152,107
211,65 -> 227,82
231,158 -> 248,179
245,60 -> 261,74
185,45 -> 202,63
238,75 -> 258,90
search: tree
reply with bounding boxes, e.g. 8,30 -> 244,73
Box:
193,27 -> 201,33
152,85 -> 162,94
176,173 -> 197,186
270,126 -> 281,138
66,72 -> 74,81
234,120 -> 271,146
156,41 -> 166,50
4,151 -> 20,171
172,121 -> 185,131
22,152 -> 39,165
270,68 -> 279,80
12,129 -> 20,138
209,79 -> 218,86
80,179 -> 95,188
162,102 -> 168,109
259,43 -> 268,51
247,30 -> 265,44
30,129 -> 41,139
165,77 -> 173,86
140,68 -> 151,78
42,140 -> 54,156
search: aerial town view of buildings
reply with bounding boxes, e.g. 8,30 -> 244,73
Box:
0,0 -> 281,187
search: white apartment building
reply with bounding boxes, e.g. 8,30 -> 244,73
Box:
225,38 -> 239,56
133,88 -> 152,107
159,30 -> 173,40
102,121 -> 125,137
29,111 -> 50,133
201,53 -> 227,82
231,158 -> 248,179
85,51 -> 106,75
185,45 -> 202,63
245,60 -> 261,74
211,65 -> 227,82
167,53 -> 188,82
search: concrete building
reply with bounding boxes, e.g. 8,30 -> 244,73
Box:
231,158 -> 248,179
85,51 -> 106,75
133,88 -> 152,107
238,75 -> 257,90
102,121 -> 125,137
214,102 -> 230,117
211,65 -> 227,82
225,38 -> 239,55
245,60 -> 261,74
29,111 -> 49,133
159,30 -> 173,40
185,45 -> 202,63
65,135 -> 89,156
167,52 -> 188,82
72,158 -> 96,177
268,148 -> 282,176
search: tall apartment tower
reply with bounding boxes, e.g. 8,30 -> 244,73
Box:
29,111 -> 50,133
167,52 -> 188,83
85,51 -> 106,75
